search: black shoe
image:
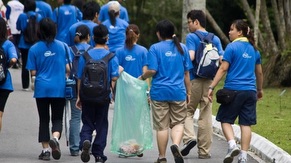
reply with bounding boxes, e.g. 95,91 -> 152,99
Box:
49,138 -> 61,160
180,140 -> 196,156
38,151 -> 50,160
170,144 -> 184,163
95,156 -> 105,163
81,140 -> 91,162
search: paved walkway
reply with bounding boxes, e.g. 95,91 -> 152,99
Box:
0,69 -> 261,163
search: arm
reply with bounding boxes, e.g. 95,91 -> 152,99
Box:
75,79 -> 82,109
255,64 -> 263,100
139,69 -> 156,81
189,50 -> 195,61
207,60 -> 229,102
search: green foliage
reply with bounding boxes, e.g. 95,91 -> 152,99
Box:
212,85 -> 291,154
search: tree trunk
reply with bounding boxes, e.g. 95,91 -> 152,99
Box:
271,0 -> 285,50
181,0 -> 206,43
254,0 -> 261,46
205,9 -> 229,45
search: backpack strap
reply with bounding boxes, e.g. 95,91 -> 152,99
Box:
194,31 -> 214,43
102,52 -> 115,63
71,45 -> 79,56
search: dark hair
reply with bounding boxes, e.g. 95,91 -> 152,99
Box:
24,0 -> 36,12
72,0 -> 84,12
74,25 -> 90,43
82,1 -> 100,20
93,24 -> 108,45
64,0 -> 71,5
108,2 -> 120,26
231,19 -> 257,50
38,18 -> 56,43
156,19 -> 184,54
187,10 -> 206,28
0,17 -> 7,43
125,24 -> 139,49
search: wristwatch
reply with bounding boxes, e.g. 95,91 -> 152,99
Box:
208,86 -> 215,90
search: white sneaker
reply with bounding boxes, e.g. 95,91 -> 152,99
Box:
223,146 -> 240,163
238,157 -> 247,163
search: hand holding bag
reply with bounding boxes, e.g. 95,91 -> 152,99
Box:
216,89 -> 237,105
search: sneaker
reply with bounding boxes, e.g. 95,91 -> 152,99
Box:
81,140 -> 91,162
238,157 -> 247,163
198,154 -> 211,159
49,138 -> 61,160
71,151 -> 79,156
38,151 -> 50,160
223,146 -> 240,163
95,156 -> 104,163
154,157 -> 167,163
170,144 -> 184,163
180,140 -> 196,156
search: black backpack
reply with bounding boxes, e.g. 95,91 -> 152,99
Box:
80,51 -> 115,103
193,31 -> 220,79
0,41 -> 7,85
23,13 -> 39,44
70,45 -> 93,79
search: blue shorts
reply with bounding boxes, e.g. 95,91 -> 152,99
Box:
216,90 -> 257,126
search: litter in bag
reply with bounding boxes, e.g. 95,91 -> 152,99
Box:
110,71 -> 153,157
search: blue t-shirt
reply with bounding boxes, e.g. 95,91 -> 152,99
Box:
98,3 -> 129,23
148,40 -> 192,101
223,40 -> 261,91
0,40 -> 18,91
186,30 -> 224,80
26,40 -> 70,98
102,18 -> 128,53
35,1 -> 53,19
116,44 -> 148,78
52,4 -> 82,42
66,20 -> 97,47
16,11 -> 43,49
77,48 -> 119,84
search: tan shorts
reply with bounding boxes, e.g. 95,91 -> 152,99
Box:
151,100 -> 187,131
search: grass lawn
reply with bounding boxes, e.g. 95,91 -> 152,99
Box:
212,86 -> 291,154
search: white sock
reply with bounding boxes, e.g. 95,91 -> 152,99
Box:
43,148 -> 50,152
228,139 -> 236,149
240,150 -> 247,159
54,137 -> 59,141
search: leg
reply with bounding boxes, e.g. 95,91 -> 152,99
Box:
69,99 -> 81,155
197,79 -> 213,157
19,48 -> 30,89
221,123 -> 235,142
0,89 -> 11,133
156,129 -> 169,158
0,111 -> 2,133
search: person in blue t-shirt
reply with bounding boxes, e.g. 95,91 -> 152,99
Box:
67,24 -> 92,157
35,0 -> 53,19
0,17 -> 18,134
16,0 -> 43,91
26,18 -> 71,161
181,10 -> 224,159
208,19 -> 263,163
116,24 -> 148,78
138,19 -> 192,163
66,1 -> 100,47
98,0 -> 129,23
102,1 -> 128,53
76,24 -> 119,163
52,0 -> 82,42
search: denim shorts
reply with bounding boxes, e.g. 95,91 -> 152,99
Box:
216,90 -> 257,126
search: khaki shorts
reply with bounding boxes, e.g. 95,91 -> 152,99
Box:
151,100 -> 187,131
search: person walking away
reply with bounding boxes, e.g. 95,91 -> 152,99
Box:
98,0 -> 129,23
181,9 -> 224,159
139,19 -> 192,163
35,0 -> 53,19
76,24 -> 119,163
116,24 -> 148,78
207,19 -> 263,163
26,17 -> 71,161
0,17 -> 18,133
52,0 -> 82,42
6,0 -> 24,68
16,0 -> 42,91
101,1 -> 128,53
68,24 -> 92,156
66,1 -> 100,47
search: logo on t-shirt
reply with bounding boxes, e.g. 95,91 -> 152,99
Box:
165,51 -> 176,57
44,51 -> 55,57
125,55 -> 136,61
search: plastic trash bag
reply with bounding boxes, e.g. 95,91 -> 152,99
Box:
110,71 -> 153,157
